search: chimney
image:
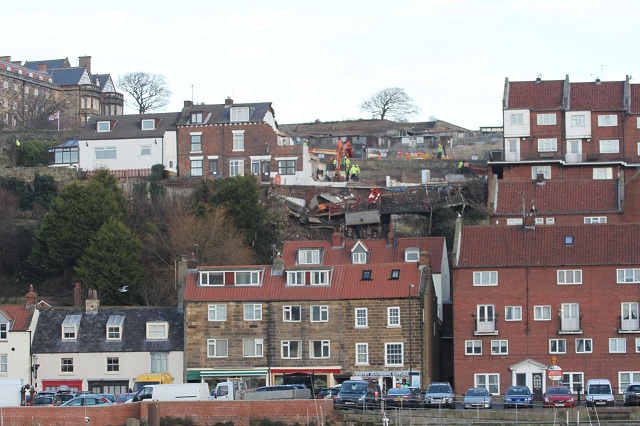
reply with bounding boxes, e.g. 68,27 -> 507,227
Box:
536,173 -> 545,185
25,285 -> 37,308
187,252 -> 198,269
225,96 -> 233,106
78,56 -> 91,74
524,214 -> 536,230
272,255 -> 285,275
331,227 -> 343,248
85,289 -> 99,312
176,254 -> 188,309
0,56 -> 11,63
183,100 -> 193,108
73,282 -> 83,307
38,64 -> 46,72
419,244 -> 431,270
387,223 -> 396,247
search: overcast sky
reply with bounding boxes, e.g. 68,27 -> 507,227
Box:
6,0 -> 639,130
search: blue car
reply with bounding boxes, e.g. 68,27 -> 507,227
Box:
503,386 -> 533,409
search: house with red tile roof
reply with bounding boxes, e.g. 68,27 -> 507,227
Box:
183,230 -> 449,391
453,220 -> 640,400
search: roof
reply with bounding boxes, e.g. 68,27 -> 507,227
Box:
504,80 -> 565,110
457,223 -> 640,268
50,139 -> 79,149
569,81 -> 625,111
280,119 -> 402,137
177,102 -> 273,126
48,68 -> 89,86
24,58 -> 70,71
91,74 -> 111,91
79,112 -> 182,140
494,179 -> 620,215
31,307 -> 184,354
0,305 -> 35,331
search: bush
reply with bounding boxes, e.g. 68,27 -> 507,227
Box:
16,140 -> 56,166
160,416 -> 196,426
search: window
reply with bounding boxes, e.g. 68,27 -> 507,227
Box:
141,119 -> 155,130
557,270 -> 582,285
310,340 -> 330,358
537,114 -> 557,125
140,146 -> 151,156
562,372 -> 584,393
549,339 -> 567,354
286,271 -> 304,285
311,305 -> 328,322
190,112 -> 203,124
534,305 -> 552,321
636,338 -> 640,353
147,322 -> 168,339
278,160 -> 295,175
95,147 -> 116,160
571,115 -> 586,127
626,302 -> 640,332
207,339 -> 228,357
97,121 -> 111,132
618,269 -> 640,283
0,323 -> 7,340
310,270 -> 329,285
0,354 -> 6,373
24,86 -> 29,94
565,235 -> 574,245
53,147 -> 78,165
531,166 -> 551,179
387,307 -> 400,327
208,304 -> 227,321
510,113 -> 524,125
200,271 -> 224,286
150,353 -> 168,373
361,270 -> 372,280
190,159 -> 203,177
356,343 -> 369,365
505,306 -> 522,321
491,340 -> 508,355
281,340 -> 302,359
475,374 -> 500,395
609,338 -> 626,353
283,305 -> 301,322
62,315 -> 81,340
600,140 -> 619,153
507,218 -> 523,225
106,357 -> 119,372
385,342 -> 403,366
232,130 -> 244,151
230,160 -> 244,176
235,271 -> 259,285
404,248 -> 420,262
598,115 -> 618,126
230,107 -> 250,122
538,138 -> 558,152
190,134 -> 202,151
355,308 -> 368,327
476,305 -> 496,333
61,358 -> 74,373
620,372 -> 640,393
584,216 -> 607,224
243,338 -> 263,357
576,338 -> 593,354
352,252 -> 367,264
244,304 -> 262,321
298,249 -> 321,265
473,271 -> 498,286
560,303 -> 580,332
637,117 -> 640,129
106,325 -> 121,340
390,269 -> 400,280
209,158 -> 218,176
465,340 -> 482,355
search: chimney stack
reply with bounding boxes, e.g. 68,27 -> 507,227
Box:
272,255 -> 285,275
0,56 -> 10,63
225,96 -> 233,106
38,64 -> 46,72
536,173 -> 545,185
78,56 -> 91,74
331,227 -> 343,248
25,285 -> 37,308
187,252 -> 198,270
387,223 -> 396,247
419,244 -> 431,270
85,289 -> 99,312
73,282 -> 83,307
183,100 -> 193,108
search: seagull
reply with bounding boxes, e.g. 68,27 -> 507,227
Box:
118,285 -> 129,293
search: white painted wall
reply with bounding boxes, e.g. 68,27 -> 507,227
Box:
79,137 -> 166,172
163,131 -> 178,173
0,309 -> 38,387
503,109 -> 531,137
566,111 -> 592,139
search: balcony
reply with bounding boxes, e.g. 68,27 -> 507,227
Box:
558,315 -> 582,334
619,317 -> 640,334
565,153 -> 586,163
473,314 -> 499,336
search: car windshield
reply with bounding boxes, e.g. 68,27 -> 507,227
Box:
428,385 -> 451,393
548,387 -> 571,395
590,385 -> 611,394
508,387 -> 530,395
115,393 -> 132,402
467,388 -> 488,396
343,383 -> 367,393
388,389 -> 410,396
628,385 -> 640,392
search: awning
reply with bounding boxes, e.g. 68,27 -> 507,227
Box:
270,368 -> 342,374
187,370 -> 268,380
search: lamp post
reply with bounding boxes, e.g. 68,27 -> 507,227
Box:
408,284 -> 414,383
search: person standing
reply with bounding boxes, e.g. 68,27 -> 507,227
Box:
436,143 -> 444,159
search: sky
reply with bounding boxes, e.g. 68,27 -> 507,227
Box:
5,0 -> 640,130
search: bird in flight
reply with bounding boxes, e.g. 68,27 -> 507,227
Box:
118,285 -> 129,293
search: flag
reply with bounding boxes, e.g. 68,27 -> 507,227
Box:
48,111 -> 59,121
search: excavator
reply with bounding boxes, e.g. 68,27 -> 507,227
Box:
333,140 -> 354,182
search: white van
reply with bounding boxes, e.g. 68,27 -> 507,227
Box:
132,383 -> 211,402
585,379 -> 615,407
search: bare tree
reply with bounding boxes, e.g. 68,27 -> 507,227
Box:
4,88 -> 68,131
360,87 -> 420,121
117,72 -> 171,114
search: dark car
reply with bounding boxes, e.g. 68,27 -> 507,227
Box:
32,395 -> 61,406
333,380 -> 382,410
623,383 -> 640,406
60,395 -> 113,406
55,393 -> 76,404
423,382 -> 456,409
503,385 -> 533,409
315,388 -> 339,400
384,387 -> 422,408
543,386 -> 576,408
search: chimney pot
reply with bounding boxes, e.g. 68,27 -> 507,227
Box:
225,96 -> 233,106
331,227 -> 343,248
25,285 -> 37,308
187,252 -> 198,269
73,282 -> 83,307
184,100 -> 193,108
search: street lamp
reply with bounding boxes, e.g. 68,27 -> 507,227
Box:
408,284 -> 414,382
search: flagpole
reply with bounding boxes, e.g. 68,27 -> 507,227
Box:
57,113 -> 60,132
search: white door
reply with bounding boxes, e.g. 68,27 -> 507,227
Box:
622,302 -> 639,331
477,305 -> 495,333
566,140 -> 582,163
505,139 -> 520,161
561,303 -> 580,332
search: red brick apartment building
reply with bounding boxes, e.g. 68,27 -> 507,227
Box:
453,221 -> 640,399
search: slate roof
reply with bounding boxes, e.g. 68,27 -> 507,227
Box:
24,58 -> 70,71
569,81 -> 625,111
494,179 -> 620,215
47,68 -> 88,86
50,139 -> 79,149
31,307 -> 183,354
177,102 -> 273,126
79,112 -> 182,140
0,305 -> 34,331
91,74 -> 111,91
504,80 -> 565,110
457,223 -> 640,268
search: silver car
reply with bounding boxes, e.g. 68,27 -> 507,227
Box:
423,382 -> 455,409
463,387 -> 492,409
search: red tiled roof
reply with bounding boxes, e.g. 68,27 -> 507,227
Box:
494,180 -> 619,215
505,80 -> 565,110
184,263 -> 423,302
0,305 -> 33,331
570,81 -> 625,111
457,223 -> 640,267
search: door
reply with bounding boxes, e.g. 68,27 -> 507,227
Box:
505,139 -> 520,161
566,140 -> 582,163
261,161 -> 270,183
561,303 -> 580,332
477,305 -> 495,333
532,373 -> 543,401
622,302 -> 639,331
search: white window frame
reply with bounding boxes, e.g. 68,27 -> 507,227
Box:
404,248 -> 420,262
153,353 -> 171,376
384,342 -> 404,366
62,325 -> 77,340
505,306 -> 522,321
95,147 -> 116,160
387,307 -> 401,327
229,159 -> 244,177
549,339 -> 567,354
576,338 -> 593,354
593,167 -> 613,179
538,138 -> 558,152
230,107 -> 250,122
97,121 -> 111,132
281,340 -> 302,359
609,338 -> 627,353
627,302 -> 640,331
534,305 -> 552,321
531,166 -> 551,179
598,115 -> 618,126
243,304 -> 262,321
537,114 -> 557,125
140,146 -> 152,156
141,119 -> 155,130
510,113 -> 524,125
355,343 -> 369,365
208,304 -> 227,321
190,159 -> 203,177
620,372 -> 640,394
475,373 -> 500,395
207,339 -> 228,358
635,338 -> 640,353
465,340 -> 482,355
535,218 -> 544,225
562,372 -> 584,394
283,305 -> 301,322
473,271 -> 498,286
618,269 -> 640,284
61,357 -> 74,373
355,308 -> 368,328
491,340 -> 508,355
243,338 -> 264,357
146,322 -> 168,340
232,130 -> 245,151
309,340 -> 330,359
584,216 -> 607,224
311,305 -> 328,322
352,252 -> 367,264
106,325 -> 121,341
298,249 -> 321,265
0,354 -> 6,374
546,218 -> 555,225
310,270 -> 329,285
200,271 -> 224,286
637,117 -> 640,129
557,270 -> 582,285
286,271 -> 305,286
235,271 -> 259,286
599,139 -> 619,153
507,218 -> 523,226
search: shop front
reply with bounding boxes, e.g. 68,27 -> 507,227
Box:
270,367 -> 342,392
353,370 -> 420,393
40,379 -> 83,392
187,369 -> 268,390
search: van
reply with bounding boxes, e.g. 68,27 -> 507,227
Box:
132,383 -> 210,402
333,380 -> 382,410
585,379 -> 615,407
132,373 -> 173,392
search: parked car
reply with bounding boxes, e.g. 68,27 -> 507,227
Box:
60,395 -> 113,406
55,393 -> 76,405
37,391 -> 57,397
463,388 -> 492,409
98,393 -> 116,403
585,379 -> 615,407
384,387 -> 422,408
255,384 -> 305,392
503,385 -> 533,409
315,388 -> 339,400
543,386 -> 576,408
333,380 -> 382,410
114,392 -> 136,404
623,383 -> 640,406
423,382 -> 456,409
32,395 -> 61,406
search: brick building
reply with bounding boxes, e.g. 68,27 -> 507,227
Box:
453,221 -> 640,399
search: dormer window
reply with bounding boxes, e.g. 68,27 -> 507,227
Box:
0,322 -> 8,340
141,119 -> 155,130
405,248 -> 420,262
351,241 -> 369,264
565,235 -> 574,245
235,271 -> 260,286
390,269 -> 400,280
62,315 -> 82,340
97,121 -> 111,132
298,249 -> 321,265
106,315 -> 124,340
190,112 -> 203,124
200,271 -> 224,286
230,107 -> 250,122
146,322 -> 168,340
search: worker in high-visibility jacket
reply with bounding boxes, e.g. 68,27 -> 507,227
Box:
350,164 -> 360,181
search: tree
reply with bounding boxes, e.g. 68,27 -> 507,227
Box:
360,87 -> 420,121
2,88 -> 68,131
117,72 -> 172,113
